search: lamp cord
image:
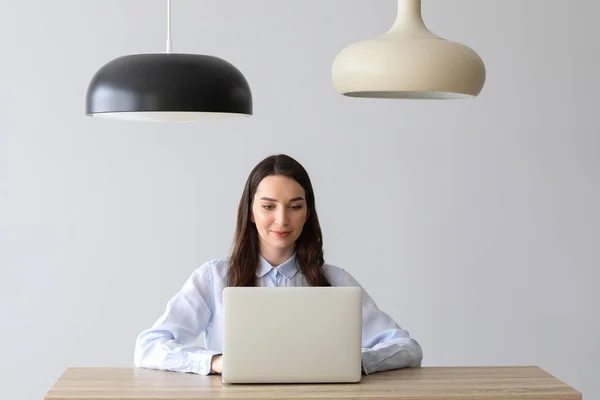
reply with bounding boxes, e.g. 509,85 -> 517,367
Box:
166,0 -> 172,53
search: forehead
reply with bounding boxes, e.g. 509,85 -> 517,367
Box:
255,175 -> 305,198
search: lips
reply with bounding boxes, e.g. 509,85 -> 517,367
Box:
272,231 -> 291,238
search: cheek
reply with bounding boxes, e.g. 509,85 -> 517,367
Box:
292,211 -> 308,227
252,208 -> 273,228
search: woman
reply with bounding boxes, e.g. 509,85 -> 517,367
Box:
134,154 -> 423,375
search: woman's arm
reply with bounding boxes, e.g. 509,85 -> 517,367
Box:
134,261 -> 220,375
334,267 -> 423,374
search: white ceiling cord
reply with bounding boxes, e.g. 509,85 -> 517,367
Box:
166,0 -> 172,53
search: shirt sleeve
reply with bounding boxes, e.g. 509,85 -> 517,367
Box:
134,261 -> 219,375
336,268 -> 423,375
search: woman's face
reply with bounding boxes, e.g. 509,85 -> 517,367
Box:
251,175 -> 308,255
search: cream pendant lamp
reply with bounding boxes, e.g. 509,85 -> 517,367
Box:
332,0 -> 486,99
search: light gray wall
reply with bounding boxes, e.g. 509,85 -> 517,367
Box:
1,0 -> 598,399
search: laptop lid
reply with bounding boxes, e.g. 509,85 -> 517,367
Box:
222,286 -> 362,384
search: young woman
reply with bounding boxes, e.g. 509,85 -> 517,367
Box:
134,154 -> 423,375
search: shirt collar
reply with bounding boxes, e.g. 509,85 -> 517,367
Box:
256,252 -> 299,280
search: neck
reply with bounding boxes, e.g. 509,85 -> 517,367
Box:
259,244 -> 295,267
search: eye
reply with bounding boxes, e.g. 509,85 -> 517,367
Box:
290,205 -> 303,210
262,204 -> 275,210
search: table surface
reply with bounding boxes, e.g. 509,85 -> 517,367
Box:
45,366 -> 582,400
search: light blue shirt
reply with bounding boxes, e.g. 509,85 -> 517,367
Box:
134,254 -> 423,376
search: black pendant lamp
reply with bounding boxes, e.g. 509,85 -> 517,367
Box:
86,0 -> 252,122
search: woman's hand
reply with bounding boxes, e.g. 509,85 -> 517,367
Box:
211,355 -> 223,374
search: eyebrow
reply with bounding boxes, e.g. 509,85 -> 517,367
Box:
259,197 -> 305,202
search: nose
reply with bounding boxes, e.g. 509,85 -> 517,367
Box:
275,207 -> 290,226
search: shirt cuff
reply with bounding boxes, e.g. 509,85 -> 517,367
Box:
361,348 -> 377,375
187,352 -> 220,375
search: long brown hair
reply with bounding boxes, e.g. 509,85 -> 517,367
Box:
228,154 -> 330,287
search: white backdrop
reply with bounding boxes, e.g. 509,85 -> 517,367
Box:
0,1 -> 597,399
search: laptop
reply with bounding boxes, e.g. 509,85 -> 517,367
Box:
222,286 -> 363,384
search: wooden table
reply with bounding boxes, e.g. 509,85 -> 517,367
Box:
45,366 -> 581,400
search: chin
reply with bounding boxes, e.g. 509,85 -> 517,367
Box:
269,240 -> 294,249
